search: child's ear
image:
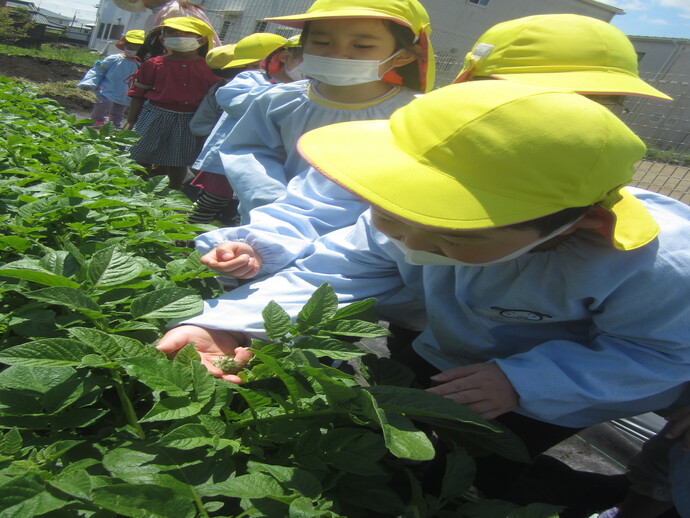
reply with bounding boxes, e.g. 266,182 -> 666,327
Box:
391,44 -> 420,68
561,206 -> 610,235
198,36 -> 208,45
277,50 -> 291,64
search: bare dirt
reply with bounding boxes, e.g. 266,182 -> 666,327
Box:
0,54 -> 94,114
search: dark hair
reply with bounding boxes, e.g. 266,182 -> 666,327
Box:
383,20 -> 420,92
509,206 -> 591,237
212,67 -> 243,80
300,20 -> 421,91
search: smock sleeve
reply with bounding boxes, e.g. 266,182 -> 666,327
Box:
179,212 -> 415,335
195,167 -> 369,275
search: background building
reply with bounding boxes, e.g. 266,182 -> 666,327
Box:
89,0 -> 622,86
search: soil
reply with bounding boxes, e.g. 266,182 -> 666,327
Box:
0,54 -> 93,114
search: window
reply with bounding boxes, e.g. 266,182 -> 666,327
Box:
96,23 -> 105,39
109,24 -> 124,40
219,16 -> 237,40
468,0 -> 490,6
253,20 -> 268,33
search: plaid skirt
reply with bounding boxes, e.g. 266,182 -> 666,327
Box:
130,103 -> 204,167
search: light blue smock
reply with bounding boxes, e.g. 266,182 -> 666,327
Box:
192,70 -> 275,174
181,188 -> 690,428
77,54 -> 139,106
217,81 -> 419,222
195,166 -> 368,275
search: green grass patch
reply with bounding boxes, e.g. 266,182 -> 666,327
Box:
0,42 -> 97,66
646,146 -> 690,167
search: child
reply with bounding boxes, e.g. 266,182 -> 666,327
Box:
208,0 -> 434,224
157,81 -> 690,504
78,30 -> 144,128
112,0 -> 221,46
195,13 -> 671,282
125,16 -> 221,190
188,33 -> 303,225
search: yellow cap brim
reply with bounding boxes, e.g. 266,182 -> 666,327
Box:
223,58 -> 261,68
489,71 -> 672,101
298,119 -> 564,230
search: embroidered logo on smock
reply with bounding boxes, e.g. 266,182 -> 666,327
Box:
490,307 -> 552,321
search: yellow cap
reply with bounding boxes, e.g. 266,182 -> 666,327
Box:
160,16 -> 218,49
266,0 -> 434,92
454,14 -> 671,101
298,81 -> 659,250
123,30 -> 145,45
223,33 -> 289,68
205,44 -> 236,69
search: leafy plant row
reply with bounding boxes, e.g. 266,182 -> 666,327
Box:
0,77 -> 560,517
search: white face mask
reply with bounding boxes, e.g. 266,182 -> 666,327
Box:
389,218 -> 583,267
124,49 -> 138,57
297,50 -> 401,86
162,36 -> 202,52
284,63 -> 306,81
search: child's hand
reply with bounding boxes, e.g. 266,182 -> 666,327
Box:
664,405 -> 690,451
427,363 -> 519,420
200,242 -> 262,279
157,325 -> 252,383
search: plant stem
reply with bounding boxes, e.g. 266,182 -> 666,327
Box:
112,371 -> 145,439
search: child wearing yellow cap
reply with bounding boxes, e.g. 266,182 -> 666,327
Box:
193,0 -> 433,276
451,15 -> 684,518
186,33 -> 304,226
77,30 -> 144,129
197,0 -> 433,227
158,81 -> 690,512
125,17 -> 222,190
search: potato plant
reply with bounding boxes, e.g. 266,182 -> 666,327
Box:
0,78 -> 562,517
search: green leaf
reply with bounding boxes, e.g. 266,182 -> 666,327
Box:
67,327 -> 124,359
139,396 -> 203,422
263,300 -> 293,340
0,428 -> 22,455
330,298 -> 377,320
120,357 -> 192,394
0,260 -> 80,288
0,365 -> 75,393
0,339 -> 97,367
0,475 -> 69,518
319,319 -> 391,338
293,336 -> 368,361
247,461 -> 322,499
172,342 -> 201,366
91,484 -> 197,518
87,246 -> 143,288
301,366 -> 359,405
295,282 -> 338,329
440,448 -> 475,500
210,473 -> 286,499
130,288 -> 203,319
25,286 -> 103,318
358,390 -> 435,461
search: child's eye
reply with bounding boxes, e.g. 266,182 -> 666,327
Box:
354,44 -> 375,49
310,40 -> 329,46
